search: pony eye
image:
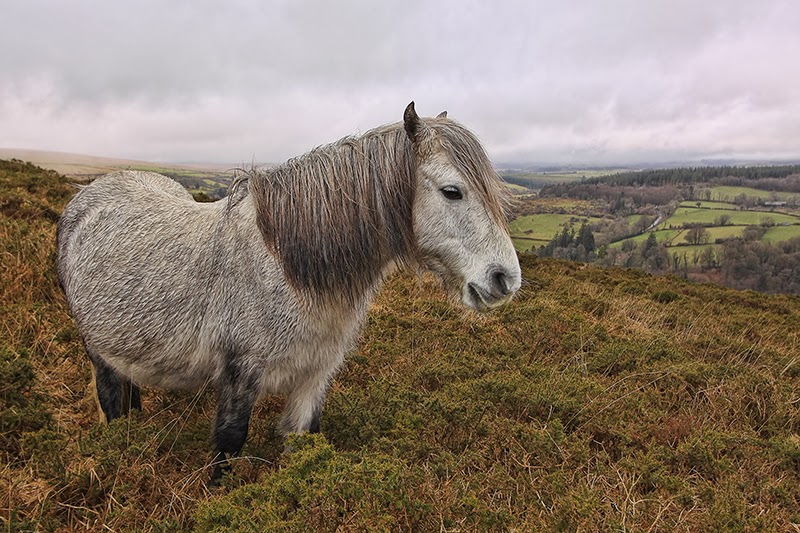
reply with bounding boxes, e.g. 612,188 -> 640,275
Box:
440,186 -> 463,200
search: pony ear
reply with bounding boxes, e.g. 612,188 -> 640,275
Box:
437,111 -> 447,119
403,101 -> 420,142
405,101 -> 437,144
404,101 -> 434,144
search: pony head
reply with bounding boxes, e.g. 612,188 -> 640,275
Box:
404,102 -> 521,312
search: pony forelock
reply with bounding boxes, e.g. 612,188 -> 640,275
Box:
431,119 -> 511,225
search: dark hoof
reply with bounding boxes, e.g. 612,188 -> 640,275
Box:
208,456 -> 232,487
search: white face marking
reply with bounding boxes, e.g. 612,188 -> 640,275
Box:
413,151 -> 521,312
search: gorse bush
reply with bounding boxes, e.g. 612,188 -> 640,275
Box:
195,434 -> 439,532
1,160 -> 799,531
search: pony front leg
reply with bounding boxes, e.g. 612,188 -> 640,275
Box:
210,367 -> 259,483
278,369 -> 332,435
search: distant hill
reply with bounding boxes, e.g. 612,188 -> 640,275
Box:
0,148 -> 234,178
544,164 -> 800,190
0,147 -> 141,177
0,148 -> 242,198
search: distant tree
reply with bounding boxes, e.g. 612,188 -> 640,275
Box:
714,214 -> 731,226
192,191 -> 215,203
556,225 -> 574,248
576,223 -> 596,253
743,226 -> 768,242
632,215 -> 656,234
643,232 -> 658,253
625,250 -> 643,268
621,239 -> 636,252
685,225 -> 710,245
699,247 -> 718,270
641,240 -> 669,272
538,223 -> 597,262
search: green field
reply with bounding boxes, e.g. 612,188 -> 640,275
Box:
704,225 -> 746,241
500,168 -> 628,190
505,182 -> 531,193
609,229 -> 683,249
531,169 -> 628,182
625,213 -> 648,225
521,180 -> 800,254
508,214 -> 601,242
678,200 -> 739,209
511,237 -> 548,253
611,225 -> 749,250
666,243 -> 722,257
659,207 -> 799,229
503,168 -> 627,182
528,197 -> 594,211
701,186 -> 800,202
762,224 -> 800,244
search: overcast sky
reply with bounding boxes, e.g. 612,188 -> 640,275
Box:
2,0 -> 799,166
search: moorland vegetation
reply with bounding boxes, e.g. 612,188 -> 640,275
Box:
1,159 -> 799,531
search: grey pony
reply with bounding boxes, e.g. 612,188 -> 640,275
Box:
57,102 -> 521,481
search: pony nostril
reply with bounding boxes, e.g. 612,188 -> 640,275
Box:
491,268 -> 511,296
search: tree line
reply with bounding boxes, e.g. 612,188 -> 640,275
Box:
558,165 -> 800,188
539,183 -> 682,211
540,167 -> 800,212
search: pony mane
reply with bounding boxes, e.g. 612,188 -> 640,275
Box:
249,123 -> 417,305
248,117 -> 507,305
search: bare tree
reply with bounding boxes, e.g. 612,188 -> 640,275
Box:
684,225 -> 710,245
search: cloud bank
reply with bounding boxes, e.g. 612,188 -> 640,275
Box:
2,0 -> 798,166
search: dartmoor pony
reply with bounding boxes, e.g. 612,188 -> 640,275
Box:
57,102 -> 521,480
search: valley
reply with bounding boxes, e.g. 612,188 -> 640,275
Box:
504,165 -> 800,294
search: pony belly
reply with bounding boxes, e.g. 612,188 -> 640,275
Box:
98,342 -> 220,391
130,360 -> 216,390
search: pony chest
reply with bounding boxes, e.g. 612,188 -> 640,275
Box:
256,308 -> 364,395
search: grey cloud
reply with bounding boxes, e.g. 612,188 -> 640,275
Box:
1,0 -> 798,165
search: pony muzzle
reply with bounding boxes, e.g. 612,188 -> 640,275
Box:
464,266 -> 520,312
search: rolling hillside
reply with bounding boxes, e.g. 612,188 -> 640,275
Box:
2,160 -> 799,531
0,149 -> 237,198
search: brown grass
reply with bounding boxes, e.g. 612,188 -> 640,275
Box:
2,160 -> 800,531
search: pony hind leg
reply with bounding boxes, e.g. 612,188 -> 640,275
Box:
86,346 -> 141,423
89,355 -> 122,423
